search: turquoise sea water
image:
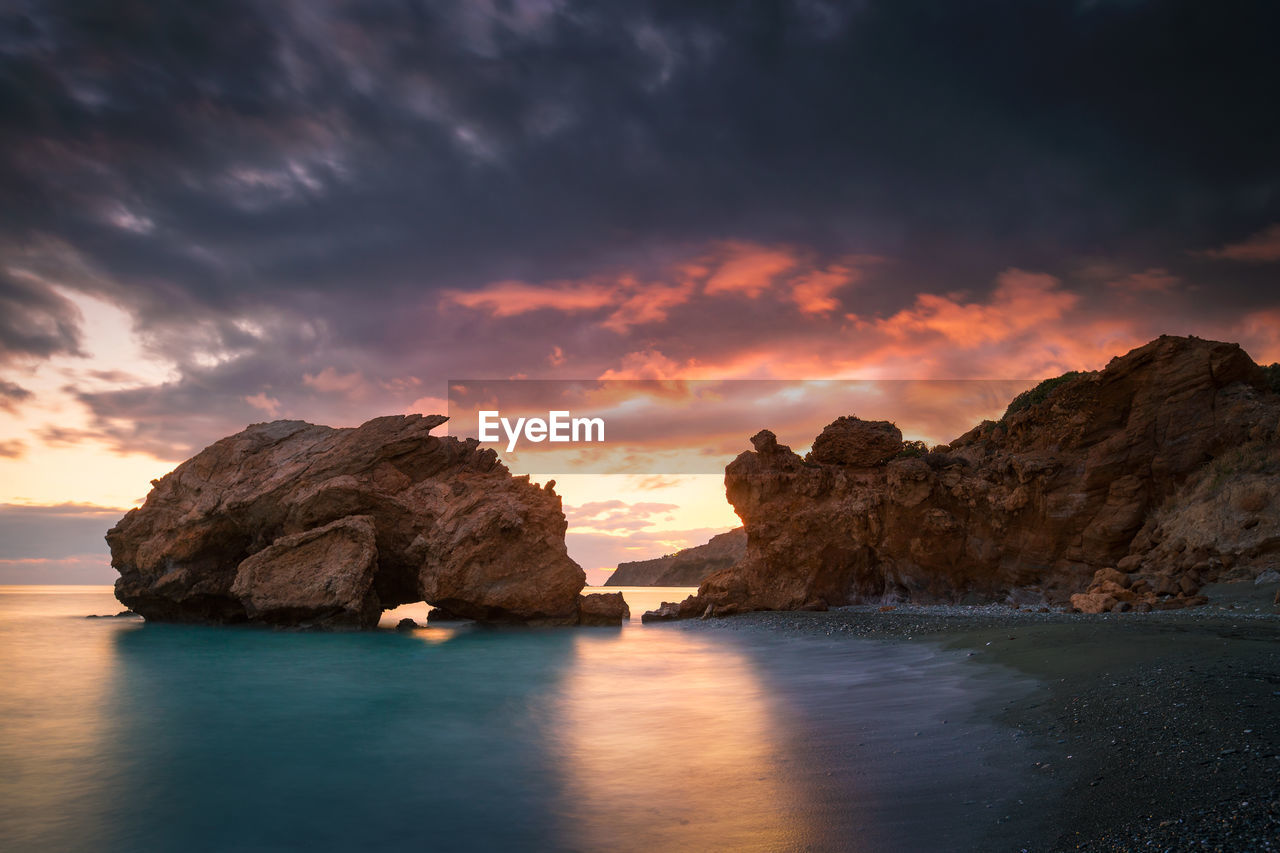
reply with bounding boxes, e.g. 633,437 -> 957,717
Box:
0,586 -> 1049,852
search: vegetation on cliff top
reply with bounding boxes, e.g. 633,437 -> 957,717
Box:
895,439 -> 929,459
1002,371 -> 1085,420
1264,363 -> 1280,394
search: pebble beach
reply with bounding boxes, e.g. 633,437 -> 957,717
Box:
684,581 -> 1280,852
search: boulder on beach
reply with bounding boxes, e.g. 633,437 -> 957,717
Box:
107,414 -> 624,628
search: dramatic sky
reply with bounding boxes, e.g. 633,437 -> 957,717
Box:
2,0 -> 1279,584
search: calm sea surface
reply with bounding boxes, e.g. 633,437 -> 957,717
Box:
0,586 -> 1050,852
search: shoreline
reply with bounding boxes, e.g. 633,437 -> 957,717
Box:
682,595 -> 1280,852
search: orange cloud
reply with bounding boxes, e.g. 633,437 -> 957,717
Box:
869,269 -> 1077,348
790,265 -> 854,314
788,255 -> 882,314
445,279 -> 617,317
1199,223 -> 1280,262
589,266 -> 1158,384
443,242 -> 890,332
703,242 -> 798,297
601,279 -> 695,332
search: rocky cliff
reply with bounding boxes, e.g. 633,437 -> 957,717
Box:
678,336 -> 1280,617
107,414 -> 617,628
605,528 -> 746,587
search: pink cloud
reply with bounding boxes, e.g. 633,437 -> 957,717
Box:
244,392 -> 281,417
600,348 -> 689,379
565,499 -> 681,532
0,553 -> 115,584
303,367 -> 366,395
1198,224 -> 1280,262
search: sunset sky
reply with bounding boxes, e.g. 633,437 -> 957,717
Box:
2,1 -> 1278,585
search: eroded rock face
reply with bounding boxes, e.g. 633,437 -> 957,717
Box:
681,336 -> 1280,616
231,515 -> 380,628
108,414 -> 597,628
606,528 -> 746,587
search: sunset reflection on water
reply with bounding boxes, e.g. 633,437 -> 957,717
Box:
0,587 -> 1045,852
552,627 -> 823,851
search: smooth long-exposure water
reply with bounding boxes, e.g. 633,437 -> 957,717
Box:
0,587 -> 1050,852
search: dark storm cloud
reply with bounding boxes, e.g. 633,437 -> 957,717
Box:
7,0 -> 1279,299
2,0 -> 1279,457
0,271 -> 83,363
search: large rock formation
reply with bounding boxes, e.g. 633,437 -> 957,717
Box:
678,336 -> 1280,617
605,528 -> 747,587
108,414 -> 613,628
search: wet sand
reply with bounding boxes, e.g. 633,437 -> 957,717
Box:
687,582 -> 1280,852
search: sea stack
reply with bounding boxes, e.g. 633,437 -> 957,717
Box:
107,414 -> 617,628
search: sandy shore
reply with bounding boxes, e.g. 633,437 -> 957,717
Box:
685,582 -> 1280,852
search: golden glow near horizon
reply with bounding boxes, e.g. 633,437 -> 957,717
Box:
539,473 -> 740,578
0,289 -> 179,509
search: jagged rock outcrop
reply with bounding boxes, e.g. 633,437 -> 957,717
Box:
679,336 -> 1280,617
108,414 -> 618,628
605,528 -> 747,586
809,417 -> 903,466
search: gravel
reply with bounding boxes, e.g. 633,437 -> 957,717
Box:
679,600 -> 1280,852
